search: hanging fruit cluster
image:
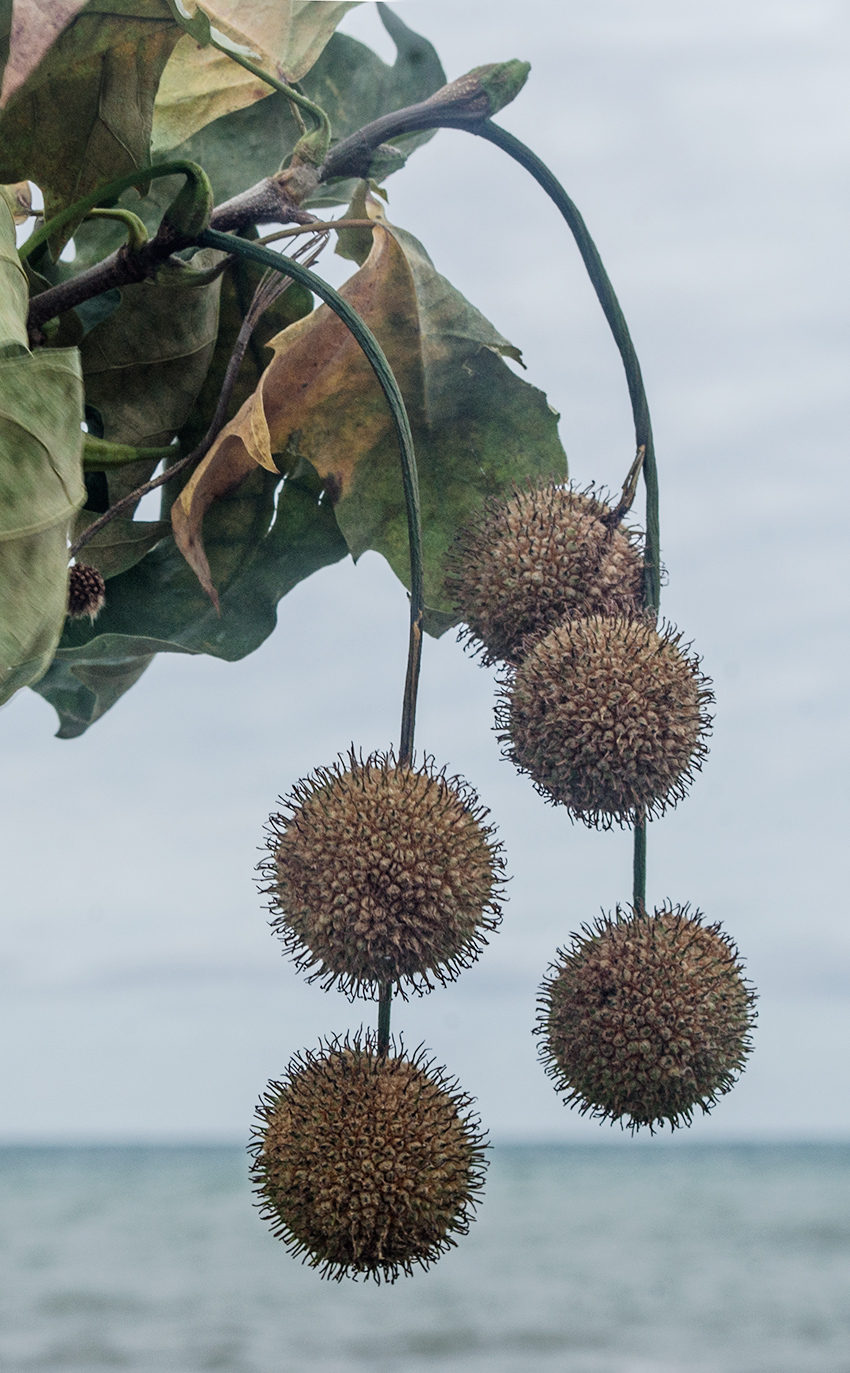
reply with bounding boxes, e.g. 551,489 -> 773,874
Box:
244,45 -> 757,1278
1,1 -> 758,1283
250,753 -> 504,1282
451,469 -> 756,1133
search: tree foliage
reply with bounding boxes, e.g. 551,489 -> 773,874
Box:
0,1 -> 566,732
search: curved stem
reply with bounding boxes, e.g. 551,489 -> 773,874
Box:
19,160 -> 208,263
473,122 -> 660,616
83,207 -> 149,252
473,122 -> 661,918
198,229 -> 425,771
199,230 -> 426,1047
212,43 -> 331,153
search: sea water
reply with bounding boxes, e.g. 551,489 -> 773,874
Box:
0,1144 -> 848,1373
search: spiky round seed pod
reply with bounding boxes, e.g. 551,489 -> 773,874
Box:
66,563 -> 106,620
250,1035 -> 488,1282
537,904 -> 757,1132
499,615 -> 713,827
259,750 -> 505,997
446,482 -> 644,666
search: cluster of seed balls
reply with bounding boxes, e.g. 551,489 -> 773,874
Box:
252,750 -> 505,1281
448,479 -> 755,1131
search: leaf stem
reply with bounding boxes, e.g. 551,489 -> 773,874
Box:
473,122 -> 661,918
83,436 -> 175,471
83,208 -> 149,253
19,160 -> 210,264
213,48 -> 331,159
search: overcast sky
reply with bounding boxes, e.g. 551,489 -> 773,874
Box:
1,0 -> 848,1143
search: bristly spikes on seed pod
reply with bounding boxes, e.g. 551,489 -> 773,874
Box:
536,904 -> 757,1132
446,481 -> 644,666
250,1034 -> 488,1282
259,749 -> 505,998
498,614 -> 713,828
66,563 -> 106,620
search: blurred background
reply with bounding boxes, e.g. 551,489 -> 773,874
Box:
1,2 -> 848,1368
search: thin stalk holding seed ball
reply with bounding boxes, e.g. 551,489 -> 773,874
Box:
199,230 -> 426,1046
473,121 -> 662,915
473,122 -> 660,615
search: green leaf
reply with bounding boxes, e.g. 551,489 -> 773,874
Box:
0,0 -> 12,97
79,248 -> 224,508
0,1 -> 183,255
152,1 -> 358,151
72,514 -> 171,579
32,461 -> 348,734
0,191 -> 29,354
0,199 -> 86,705
31,639 -> 185,739
174,197 -> 566,633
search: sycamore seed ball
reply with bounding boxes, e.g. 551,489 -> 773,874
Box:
537,905 -> 756,1131
500,614 -> 713,826
251,1036 -> 488,1282
67,563 -> 106,620
260,751 -> 505,997
447,481 -> 644,665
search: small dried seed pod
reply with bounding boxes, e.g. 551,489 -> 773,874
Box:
499,614 -> 713,826
66,563 -> 106,620
537,904 -> 757,1131
259,750 -> 505,997
446,481 -> 644,666
250,1035 -> 488,1282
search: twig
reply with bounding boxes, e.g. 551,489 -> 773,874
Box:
257,219 -> 377,245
